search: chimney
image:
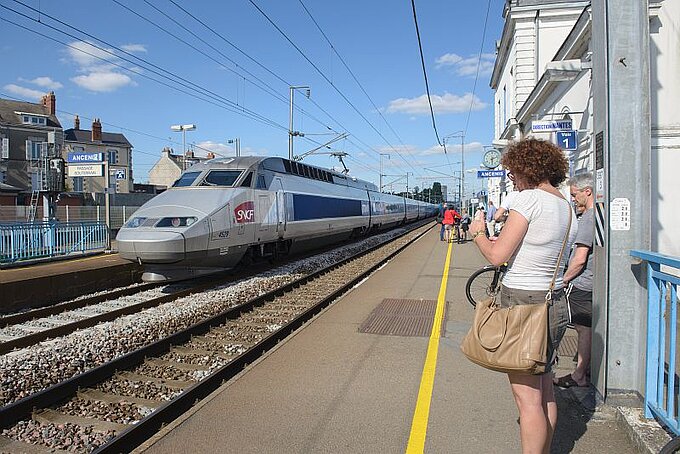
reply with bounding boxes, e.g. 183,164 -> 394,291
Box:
162,147 -> 172,157
41,91 -> 56,115
92,118 -> 102,142
74,115 -> 80,130
206,152 -> 215,159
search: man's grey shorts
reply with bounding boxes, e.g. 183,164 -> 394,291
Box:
567,285 -> 592,327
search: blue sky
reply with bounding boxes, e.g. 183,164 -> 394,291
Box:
0,0 -> 505,199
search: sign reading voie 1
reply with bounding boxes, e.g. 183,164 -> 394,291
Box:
531,119 -> 573,133
67,152 -> 104,163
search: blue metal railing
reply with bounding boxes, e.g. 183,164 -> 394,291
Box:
631,249 -> 680,435
0,221 -> 109,264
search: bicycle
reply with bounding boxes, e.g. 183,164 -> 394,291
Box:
660,435 -> 680,454
465,263 -> 508,307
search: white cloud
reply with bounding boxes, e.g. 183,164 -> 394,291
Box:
120,44 -> 147,53
435,52 -> 496,77
20,77 -> 63,90
71,72 -> 132,92
67,41 -> 116,69
435,53 -> 463,68
3,84 -> 45,100
65,40 -> 135,93
386,92 -> 487,115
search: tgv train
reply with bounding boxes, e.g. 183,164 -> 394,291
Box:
116,156 -> 437,281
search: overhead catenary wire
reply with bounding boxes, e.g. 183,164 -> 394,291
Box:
297,0 -> 408,149
248,0 -> 424,179
3,1 -> 286,132
409,0 -> 443,147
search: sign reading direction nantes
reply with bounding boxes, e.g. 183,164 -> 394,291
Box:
531,119 -> 573,133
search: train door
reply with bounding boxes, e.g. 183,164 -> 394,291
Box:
274,177 -> 286,235
367,190 -> 374,230
258,195 -> 270,233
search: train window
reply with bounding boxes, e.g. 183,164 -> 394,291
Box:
172,171 -> 202,187
240,172 -> 253,187
256,174 -> 267,189
200,170 -> 242,187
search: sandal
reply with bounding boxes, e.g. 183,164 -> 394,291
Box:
553,373 -> 588,388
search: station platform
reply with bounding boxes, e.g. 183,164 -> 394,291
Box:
136,227 -> 639,453
0,250 -> 141,313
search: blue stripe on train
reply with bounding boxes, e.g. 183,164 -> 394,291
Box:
292,194 -> 363,221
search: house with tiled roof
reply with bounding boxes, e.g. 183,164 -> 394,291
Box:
0,91 -> 63,204
148,147 -> 213,189
63,116 -> 133,194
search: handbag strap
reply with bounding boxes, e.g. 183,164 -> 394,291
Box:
545,201 -> 573,302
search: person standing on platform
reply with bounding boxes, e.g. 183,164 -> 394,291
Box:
459,209 -> 471,243
494,190 -> 518,231
554,172 -> 595,389
468,138 -> 576,454
436,203 -> 446,241
442,205 -> 461,243
486,200 -> 497,237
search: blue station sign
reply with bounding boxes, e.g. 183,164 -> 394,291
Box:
556,130 -> 578,150
477,169 -> 506,178
67,152 -> 104,163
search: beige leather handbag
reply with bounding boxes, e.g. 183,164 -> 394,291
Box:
461,206 -> 572,375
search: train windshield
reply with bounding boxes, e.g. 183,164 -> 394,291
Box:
200,170 -> 243,187
173,171 -> 201,187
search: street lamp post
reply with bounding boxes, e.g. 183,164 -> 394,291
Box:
443,131 -> 465,209
228,138 -> 241,157
171,124 -> 196,170
289,86 -> 310,161
379,153 -> 390,192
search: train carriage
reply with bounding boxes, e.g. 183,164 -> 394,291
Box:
116,156 -> 436,282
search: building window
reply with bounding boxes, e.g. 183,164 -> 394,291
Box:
30,171 -> 41,190
107,149 -> 118,164
73,146 -> 85,152
72,177 -> 83,192
26,138 -> 44,161
0,170 -> 5,183
21,114 -> 47,126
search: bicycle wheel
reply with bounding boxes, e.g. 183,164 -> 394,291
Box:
465,266 -> 502,308
660,436 -> 680,454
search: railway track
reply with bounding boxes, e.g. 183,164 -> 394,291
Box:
0,222 -> 432,453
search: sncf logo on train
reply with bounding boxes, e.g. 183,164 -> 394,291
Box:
234,201 -> 255,223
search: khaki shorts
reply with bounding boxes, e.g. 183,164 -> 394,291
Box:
444,224 -> 453,230
500,285 -> 569,373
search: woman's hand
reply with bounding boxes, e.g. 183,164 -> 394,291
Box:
469,219 -> 485,237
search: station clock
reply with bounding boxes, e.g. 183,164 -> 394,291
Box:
482,149 -> 502,169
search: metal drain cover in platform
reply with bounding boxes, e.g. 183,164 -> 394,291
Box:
358,298 -> 445,337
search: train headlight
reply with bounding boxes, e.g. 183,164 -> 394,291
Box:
156,217 -> 198,228
124,217 -> 147,228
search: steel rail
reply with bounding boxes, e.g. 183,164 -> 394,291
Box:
0,222 -> 431,450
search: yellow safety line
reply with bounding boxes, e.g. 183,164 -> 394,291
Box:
405,240 -> 453,453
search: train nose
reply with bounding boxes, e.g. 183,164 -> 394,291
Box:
116,230 -> 186,263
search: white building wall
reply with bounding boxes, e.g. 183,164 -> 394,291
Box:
650,0 -> 680,257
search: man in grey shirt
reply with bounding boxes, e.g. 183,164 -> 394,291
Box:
554,173 -> 594,388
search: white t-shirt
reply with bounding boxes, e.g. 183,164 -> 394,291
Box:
502,189 -> 578,291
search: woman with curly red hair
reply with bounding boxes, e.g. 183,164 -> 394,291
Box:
468,138 -> 577,454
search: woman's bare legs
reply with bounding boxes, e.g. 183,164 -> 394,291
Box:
508,373 -> 557,454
